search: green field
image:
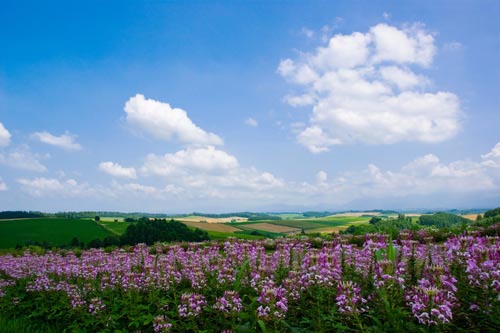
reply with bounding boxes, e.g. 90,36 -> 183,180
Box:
99,217 -> 125,222
0,218 -> 113,248
99,221 -> 130,235
268,213 -> 305,220
257,216 -> 370,229
0,215 -> 372,249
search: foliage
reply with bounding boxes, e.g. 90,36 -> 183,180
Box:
1,234 -> 499,332
0,211 -> 45,220
120,219 -> 209,245
343,214 -> 418,238
418,212 -> 470,228
484,206 -> 500,218
302,211 -> 332,218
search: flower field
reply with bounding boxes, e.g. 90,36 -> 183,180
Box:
0,232 -> 499,332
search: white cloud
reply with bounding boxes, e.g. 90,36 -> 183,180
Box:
0,177 -> 7,191
481,142 -> 500,160
139,144 -> 285,200
17,177 -> 92,197
245,118 -> 258,127
11,141 -> 500,210
370,23 -> 436,67
379,66 -> 428,90
316,170 -> 328,184
311,31 -> 372,70
99,162 -> 137,179
284,94 -> 315,107
297,126 -> 342,153
0,146 -> 47,172
142,145 -> 239,176
279,22 -> 461,153
481,142 -> 500,168
0,122 -> 11,147
291,141 -> 500,206
32,131 -> 82,151
124,94 -> 223,146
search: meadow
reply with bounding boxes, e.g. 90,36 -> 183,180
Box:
0,232 -> 499,332
0,218 -> 113,248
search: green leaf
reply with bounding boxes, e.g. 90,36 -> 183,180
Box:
257,319 -> 268,332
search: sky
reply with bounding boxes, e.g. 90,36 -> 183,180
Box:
1,0 -> 500,213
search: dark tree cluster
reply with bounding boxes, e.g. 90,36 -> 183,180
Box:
120,219 -> 209,245
484,207 -> 500,219
0,211 -> 45,219
83,219 -> 209,248
418,212 -> 469,228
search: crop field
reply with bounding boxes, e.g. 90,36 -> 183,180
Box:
99,221 -> 130,235
0,214 -> 374,248
264,216 -> 370,230
176,216 -> 248,223
99,217 -> 125,222
264,219 -> 329,230
268,213 -> 305,220
0,218 -> 113,248
180,221 -> 243,233
239,222 -> 301,234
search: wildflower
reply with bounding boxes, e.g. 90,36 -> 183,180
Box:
336,281 -> 368,315
153,315 -> 172,333
213,290 -> 243,313
178,293 -> 206,317
88,297 -> 105,315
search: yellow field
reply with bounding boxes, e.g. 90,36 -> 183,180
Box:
181,221 -> 243,233
306,226 -> 349,234
242,223 -> 301,234
462,214 -> 479,221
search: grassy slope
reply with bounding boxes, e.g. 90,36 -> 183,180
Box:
0,218 -> 113,248
260,216 -> 371,231
99,221 -> 131,235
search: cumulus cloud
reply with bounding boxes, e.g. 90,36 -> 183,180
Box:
139,145 -> 284,200
17,177 -> 91,197
0,146 -> 47,172
99,162 -> 137,179
289,141 -> 500,207
125,94 -> 223,146
32,131 -> 82,151
0,122 -> 11,147
142,146 -> 239,176
245,118 -> 258,127
12,141 -> 500,210
481,142 -> 500,168
279,22 -> 461,153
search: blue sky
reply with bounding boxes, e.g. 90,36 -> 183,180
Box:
1,1 -> 499,213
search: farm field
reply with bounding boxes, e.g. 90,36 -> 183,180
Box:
176,215 -> 248,223
99,217 -> 125,222
99,221 -> 130,235
238,222 -> 301,234
0,218 -> 113,248
180,220 -> 243,233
